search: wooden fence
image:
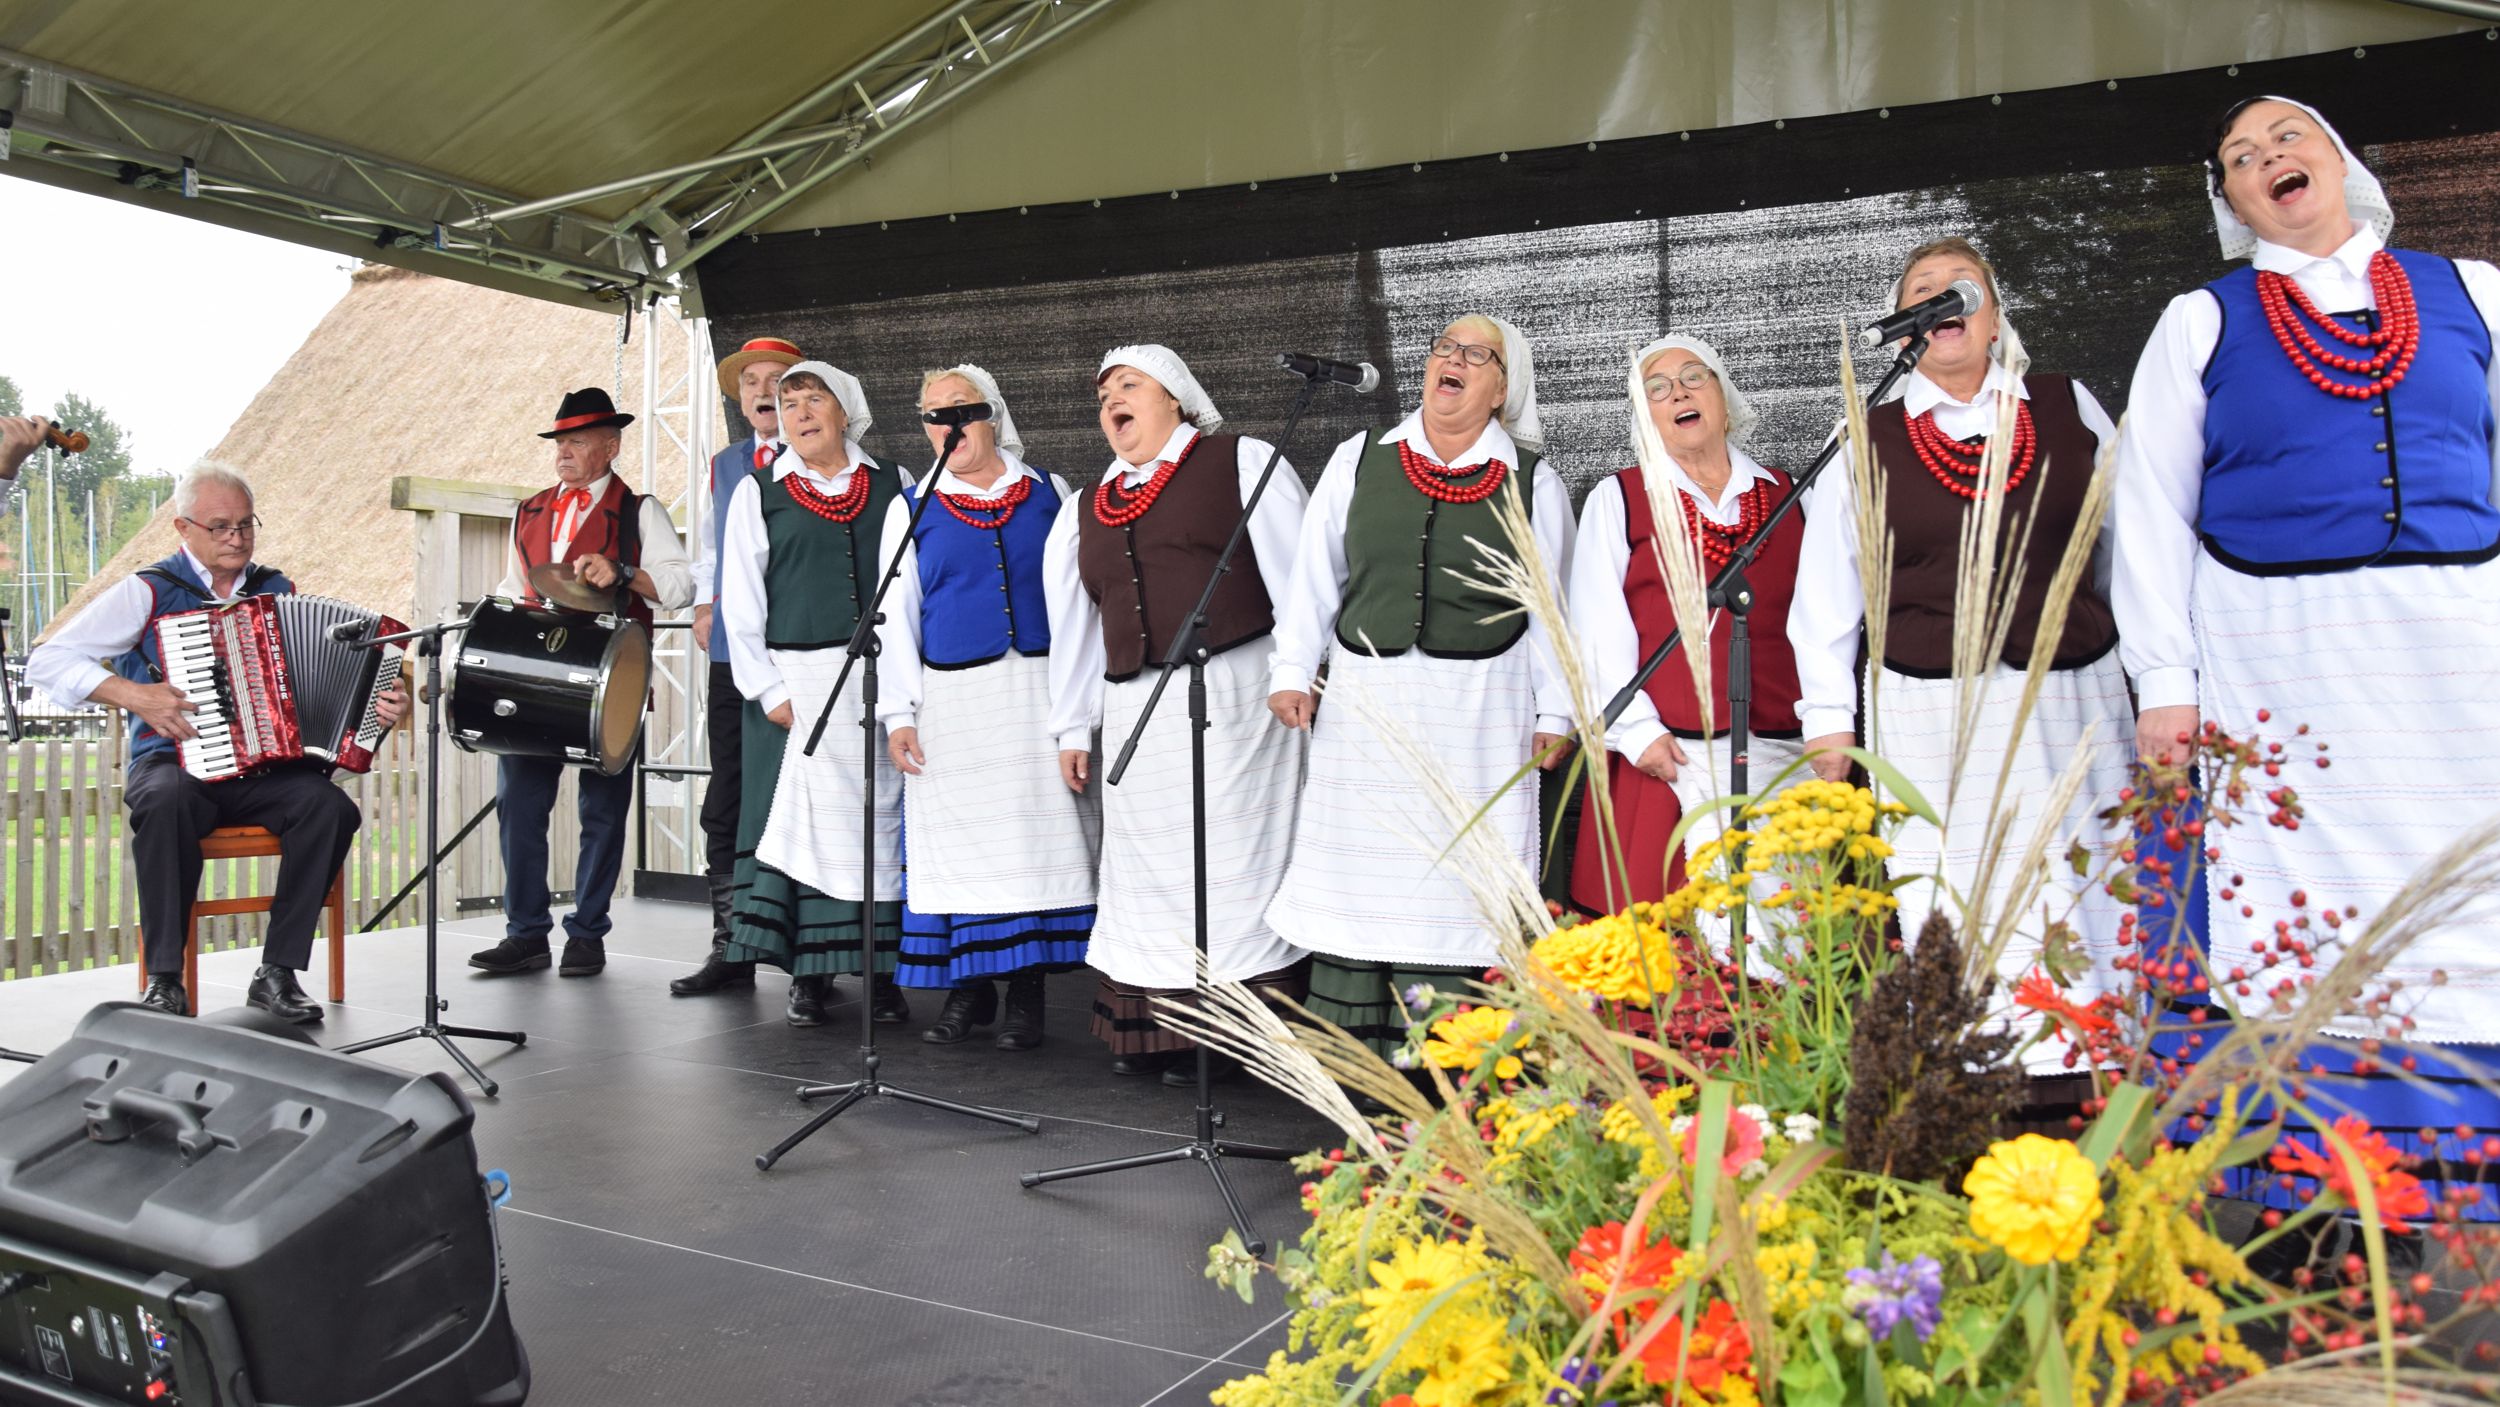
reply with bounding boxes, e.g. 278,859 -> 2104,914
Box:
2,714 -> 428,978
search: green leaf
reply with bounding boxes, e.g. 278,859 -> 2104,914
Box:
1842,746 -> 1940,826
1861,1339 -> 1889,1407
1779,1350 -> 1845,1407
2065,837 -> 2092,877
2076,1082 -> 2152,1169
2025,1275 -> 2073,1407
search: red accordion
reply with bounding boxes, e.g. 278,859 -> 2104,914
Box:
152,594 -> 408,781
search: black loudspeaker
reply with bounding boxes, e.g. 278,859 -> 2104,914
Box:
0,1003 -> 528,1406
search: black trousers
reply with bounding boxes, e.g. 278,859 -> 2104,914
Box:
700,659 -> 744,878
124,751 -> 362,975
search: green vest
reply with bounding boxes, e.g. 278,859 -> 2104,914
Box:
1335,432 -> 1537,659
758,458 -> 902,648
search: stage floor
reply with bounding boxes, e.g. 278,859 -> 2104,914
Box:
0,898 -> 1341,1407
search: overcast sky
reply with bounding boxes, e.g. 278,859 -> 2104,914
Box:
0,178 -> 350,476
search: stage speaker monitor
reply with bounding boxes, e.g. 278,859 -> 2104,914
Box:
0,1003 -> 528,1406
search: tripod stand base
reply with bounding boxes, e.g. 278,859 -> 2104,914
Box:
336,1023 -> 527,1097
753,1069 -> 1041,1171
1020,1135 -> 1301,1257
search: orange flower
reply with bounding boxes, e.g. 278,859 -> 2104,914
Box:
1635,1297 -> 1754,1394
1568,1220 -> 1684,1301
2269,1115 -> 2431,1228
2014,969 -> 2117,1039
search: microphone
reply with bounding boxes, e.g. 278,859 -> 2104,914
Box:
328,619 -> 369,642
1277,353 -> 1381,394
1858,278 -> 1987,349
921,402 -> 993,428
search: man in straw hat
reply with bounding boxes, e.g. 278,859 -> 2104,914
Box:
674,337 -> 803,997
470,387 -> 692,980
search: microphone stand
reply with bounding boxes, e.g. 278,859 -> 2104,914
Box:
757,426 -> 1042,1171
1599,333 -> 1931,945
336,618 -> 528,1094
1018,375 -> 1328,1258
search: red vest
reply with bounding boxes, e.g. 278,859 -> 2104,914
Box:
1074,433 -> 1275,682
513,475 -> 652,628
1615,464 -> 1805,739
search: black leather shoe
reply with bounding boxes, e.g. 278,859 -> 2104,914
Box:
870,975 -> 910,1025
922,982 -> 997,1044
468,938 -> 551,975
246,964 -> 324,1024
786,975 -> 829,1027
138,975 -> 190,1016
993,972 -> 1047,1052
1164,1052 -> 1240,1088
1109,1049 -> 1184,1077
672,876 -> 756,995
557,938 -> 606,977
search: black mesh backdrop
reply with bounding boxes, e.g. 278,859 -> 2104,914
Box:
703,32 -> 2500,498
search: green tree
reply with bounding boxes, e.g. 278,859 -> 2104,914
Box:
0,374 -> 20,417
46,392 -> 132,504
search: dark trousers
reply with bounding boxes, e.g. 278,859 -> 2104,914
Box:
497,754 -> 635,944
124,751 -> 361,975
700,659 -> 744,878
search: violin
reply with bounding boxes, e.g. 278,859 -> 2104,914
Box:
42,423 -> 90,454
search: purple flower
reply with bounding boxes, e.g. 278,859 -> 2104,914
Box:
1844,1252 -> 1943,1343
1401,982 -> 1438,1013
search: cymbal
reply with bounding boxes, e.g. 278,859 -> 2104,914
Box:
528,562 -> 621,614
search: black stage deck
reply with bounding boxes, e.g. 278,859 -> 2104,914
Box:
0,898 -> 1341,1407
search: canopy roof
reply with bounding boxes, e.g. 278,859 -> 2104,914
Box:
0,0 -> 2483,310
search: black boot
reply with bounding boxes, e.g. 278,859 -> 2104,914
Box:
870,974 -> 911,1025
245,964 -> 324,1024
671,875 -> 756,995
469,937 -> 551,975
922,981 -> 997,1044
994,971 -> 1047,1051
138,974 -> 190,1016
558,937 -> 606,977
786,975 -> 829,1027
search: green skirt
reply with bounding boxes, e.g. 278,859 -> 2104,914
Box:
1305,955 -> 1483,1060
725,697 -> 899,978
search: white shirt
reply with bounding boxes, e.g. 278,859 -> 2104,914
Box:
722,443 -> 905,714
2112,226 -> 2500,710
1041,423 -> 1308,750
28,545 -> 237,710
1569,445 -> 1782,760
492,471 -> 694,610
1786,362 -> 2120,741
874,454 -> 1073,730
692,437 -> 782,609
1268,415 -> 1576,733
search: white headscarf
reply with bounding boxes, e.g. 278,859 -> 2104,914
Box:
930,363 -> 1021,457
778,359 -> 873,441
1097,345 -> 1223,432
1485,316 -> 1545,455
1629,335 -> 1758,452
2207,96 -> 2394,262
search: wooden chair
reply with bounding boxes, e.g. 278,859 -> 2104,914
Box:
135,826 -> 348,1016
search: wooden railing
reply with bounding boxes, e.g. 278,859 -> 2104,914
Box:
2,715 -> 427,978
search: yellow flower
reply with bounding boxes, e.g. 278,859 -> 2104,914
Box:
1532,904 -> 1678,1006
1754,1238 -> 1822,1316
1407,1310 -> 1514,1407
1422,1007 -> 1526,1080
1485,1097 -> 1577,1171
1964,1133 -> 2104,1265
1355,1237 -> 1483,1364
1600,1085 -> 1693,1180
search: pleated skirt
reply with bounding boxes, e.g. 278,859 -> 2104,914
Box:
727,647 -> 901,978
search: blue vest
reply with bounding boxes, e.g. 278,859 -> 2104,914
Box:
2199,249 -> 2499,574
909,471 -> 1059,669
706,437 -> 772,661
112,553 -> 292,765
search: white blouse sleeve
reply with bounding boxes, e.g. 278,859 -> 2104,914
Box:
1237,435 -> 1308,613
721,477 -> 782,711
2070,379 -> 2122,600
1042,489 -> 1104,751
1568,475 -> 1667,761
1785,425 -> 1866,741
873,494 -> 922,729
1524,459 -> 1577,735
1267,431 -> 1361,695
2110,291 -> 2221,713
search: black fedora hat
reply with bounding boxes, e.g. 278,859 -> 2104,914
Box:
539,387 -> 636,438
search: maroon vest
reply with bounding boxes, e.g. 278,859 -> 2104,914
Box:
1616,464 -> 1805,739
1074,433 -> 1275,682
1869,374 -> 2116,677
513,475 -> 651,629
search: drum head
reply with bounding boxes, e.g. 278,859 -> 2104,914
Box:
591,623 -> 651,775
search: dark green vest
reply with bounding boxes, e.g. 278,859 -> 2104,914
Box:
758,458 -> 902,649
1335,432 -> 1537,659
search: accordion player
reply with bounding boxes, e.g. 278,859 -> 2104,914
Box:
152,593 -> 409,782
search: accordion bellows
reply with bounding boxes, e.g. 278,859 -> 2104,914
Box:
153,594 -> 408,781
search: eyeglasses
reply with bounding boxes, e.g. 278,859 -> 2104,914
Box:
1643,365 -> 1718,400
179,516 -> 260,541
1428,337 -> 1505,369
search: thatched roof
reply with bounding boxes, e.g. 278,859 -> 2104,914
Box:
47,265 -> 722,635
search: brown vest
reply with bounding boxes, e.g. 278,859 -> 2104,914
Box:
1869,374 -> 2115,677
513,475 -> 651,629
1075,433 -> 1276,682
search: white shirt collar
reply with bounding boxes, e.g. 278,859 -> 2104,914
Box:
775,441 -> 871,483
180,544 -> 252,599
1903,359 -> 2027,419
552,471 -> 616,503
1104,422 -> 1200,480
1381,411 -> 1517,469
1662,445 -> 1775,514
931,450 -> 1038,498
2251,224 -> 2382,280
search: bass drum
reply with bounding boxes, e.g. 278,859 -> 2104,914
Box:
448,597 -> 651,775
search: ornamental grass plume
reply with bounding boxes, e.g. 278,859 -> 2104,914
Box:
1840,912 -> 2023,1184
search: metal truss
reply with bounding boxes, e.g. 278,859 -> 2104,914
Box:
0,48 -> 657,308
